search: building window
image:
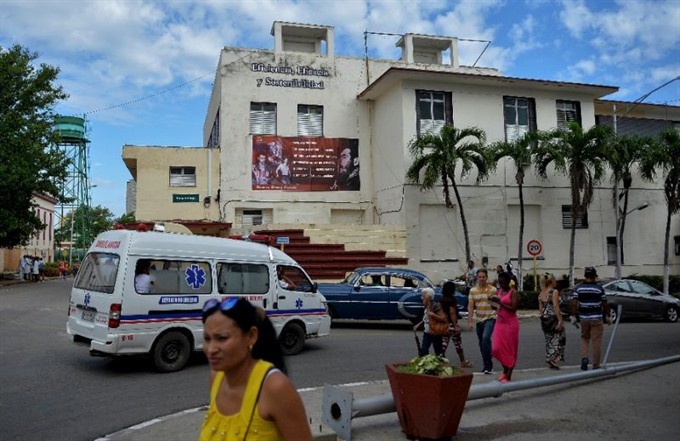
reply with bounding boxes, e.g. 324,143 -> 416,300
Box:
561,205 -> 588,229
169,167 -> 196,187
556,100 -> 581,129
606,237 -> 617,265
242,209 -> 263,226
207,107 -> 220,148
675,236 -> 680,256
250,102 -> 276,135
297,104 -> 323,137
503,97 -> 536,142
416,90 -> 452,137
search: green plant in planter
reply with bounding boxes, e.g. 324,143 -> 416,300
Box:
397,354 -> 461,377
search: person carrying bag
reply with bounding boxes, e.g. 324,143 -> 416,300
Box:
413,288 -> 446,356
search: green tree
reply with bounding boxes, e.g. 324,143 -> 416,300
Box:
489,132 -> 539,289
605,134 -> 653,278
115,211 -> 136,225
406,124 -> 489,264
55,205 -> 115,248
639,128 -> 680,294
0,44 -> 69,248
534,122 -> 612,285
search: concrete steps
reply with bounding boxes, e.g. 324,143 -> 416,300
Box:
250,227 -> 408,281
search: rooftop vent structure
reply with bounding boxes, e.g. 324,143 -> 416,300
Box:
396,33 -> 459,67
271,21 -> 334,58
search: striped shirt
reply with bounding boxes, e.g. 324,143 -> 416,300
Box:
573,282 -> 607,321
468,284 -> 497,323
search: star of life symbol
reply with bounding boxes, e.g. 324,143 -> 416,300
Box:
295,298 -> 303,309
84,292 -> 91,307
185,264 -> 207,290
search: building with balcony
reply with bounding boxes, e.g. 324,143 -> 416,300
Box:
125,21 -> 680,282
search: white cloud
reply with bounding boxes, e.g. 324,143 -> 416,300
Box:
558,0 -> 594,38
564,58 -> 597,82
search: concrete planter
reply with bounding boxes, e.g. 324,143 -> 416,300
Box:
385,363 -> 473,440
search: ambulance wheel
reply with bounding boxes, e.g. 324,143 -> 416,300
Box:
153,331 -> 190,373
279,322 -> 305,355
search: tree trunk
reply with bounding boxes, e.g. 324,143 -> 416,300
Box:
518,183 -> 525,291
619,188 -> 630,267
569,207 -> 576,287
663,207 -> 671,294
451,180 -> 470,264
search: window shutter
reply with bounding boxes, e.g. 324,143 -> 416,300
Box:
297,105 -> 323,137
528,98 -> 537,131
561,205 -> 588,229
169,167 -> 196,187
250,103 -> 277,135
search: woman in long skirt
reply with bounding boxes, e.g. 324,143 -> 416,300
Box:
538,273 -> 565,369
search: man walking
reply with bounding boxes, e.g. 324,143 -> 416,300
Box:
465,260 -> 478,290
572,266 -> 609,370
468,269 -> 497,374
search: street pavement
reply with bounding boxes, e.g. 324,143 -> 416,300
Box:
95,354 -> 680,441
3,277 -> 677,440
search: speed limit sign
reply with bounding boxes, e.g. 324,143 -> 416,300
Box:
527,239 -> 542,256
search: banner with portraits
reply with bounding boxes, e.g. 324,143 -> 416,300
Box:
251,136 -> 360,191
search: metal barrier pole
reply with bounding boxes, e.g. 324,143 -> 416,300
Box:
602,304 -> 623,366
322,355 -> 680,441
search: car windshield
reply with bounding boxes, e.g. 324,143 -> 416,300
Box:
342,271 -> 359,285
74,252 -> 120,293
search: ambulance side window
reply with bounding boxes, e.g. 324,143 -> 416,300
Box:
142,259 -> 212,294
217,263 -> 269,294
279,266 -> 314,293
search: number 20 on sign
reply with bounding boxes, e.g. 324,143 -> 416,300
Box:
527,239 -> 543,289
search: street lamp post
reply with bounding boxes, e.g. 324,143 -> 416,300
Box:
615,202 -> 649,280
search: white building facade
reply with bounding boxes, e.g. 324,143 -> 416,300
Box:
197,21 -> 679,282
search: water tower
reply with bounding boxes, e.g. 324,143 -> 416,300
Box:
55,116 -> 92,263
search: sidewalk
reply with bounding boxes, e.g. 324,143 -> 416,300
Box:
97,360 -> 679,441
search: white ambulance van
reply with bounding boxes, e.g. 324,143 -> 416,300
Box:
66,229 -> 331,372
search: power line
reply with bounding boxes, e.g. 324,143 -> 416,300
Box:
618,75 -> 680,117
84,52 -> 254,115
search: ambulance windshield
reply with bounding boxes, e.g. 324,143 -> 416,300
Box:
74,252 -> 120,293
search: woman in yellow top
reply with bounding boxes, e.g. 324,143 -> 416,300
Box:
200,297 -> 312,441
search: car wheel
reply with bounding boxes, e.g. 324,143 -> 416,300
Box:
665,306 -> 678,323
328,305 -> 338,320
608,307 -> 618,323
152,331 -> 191,373
279,322 -> 305,355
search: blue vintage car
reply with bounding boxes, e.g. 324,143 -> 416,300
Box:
317,267 -> 468,323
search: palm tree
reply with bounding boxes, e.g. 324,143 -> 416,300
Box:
605,134 -> 653,278
489,132 -> 539,290
639,128 -> 680,294
534,122 -> 612,285
406,124 -> 489,264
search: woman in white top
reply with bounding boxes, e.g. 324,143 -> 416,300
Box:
134,259 -> 153,293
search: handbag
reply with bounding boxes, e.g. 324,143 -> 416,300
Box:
428,312 -> 450,336
541,314 -> 558,333
540,290 -> 559,333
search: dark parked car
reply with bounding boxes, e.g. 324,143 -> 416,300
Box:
560,279 -> 679,323
317,267 -> 468,323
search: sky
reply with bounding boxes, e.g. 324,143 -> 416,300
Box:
1,0 -> 679,217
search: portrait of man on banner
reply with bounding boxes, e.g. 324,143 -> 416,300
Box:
331,142 -> 360,191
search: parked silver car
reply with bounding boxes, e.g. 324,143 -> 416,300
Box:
561,279 -> 679,323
